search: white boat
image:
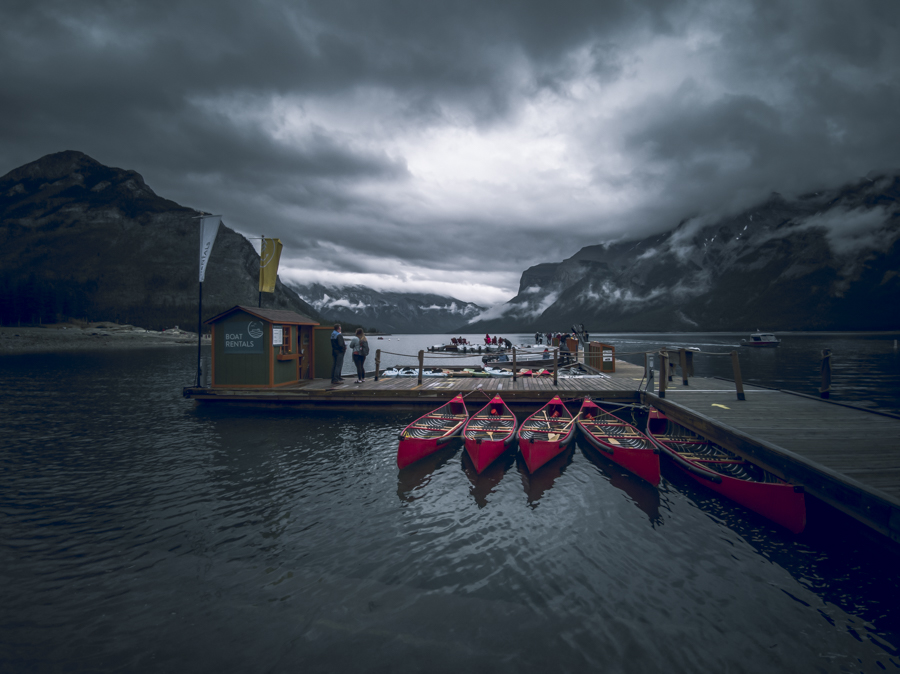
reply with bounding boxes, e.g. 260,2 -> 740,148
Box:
483,367 -> 513,378
741,332 -> 781,348
381,368 -> 448,377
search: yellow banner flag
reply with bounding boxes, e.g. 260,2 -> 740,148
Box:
259,238 -> 283,293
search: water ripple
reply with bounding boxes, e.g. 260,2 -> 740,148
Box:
1,348 -> 899,672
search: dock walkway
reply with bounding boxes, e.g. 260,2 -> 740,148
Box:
645,378 -> 900,543
183,361 -> 647,408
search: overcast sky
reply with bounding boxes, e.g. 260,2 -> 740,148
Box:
2,0 -> 898,304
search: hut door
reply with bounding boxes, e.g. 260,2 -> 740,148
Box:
300,327 -> 311,379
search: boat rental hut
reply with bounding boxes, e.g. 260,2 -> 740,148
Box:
205,306 -> 319,388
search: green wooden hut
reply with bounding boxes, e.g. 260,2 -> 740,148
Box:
205,306 -> 319,388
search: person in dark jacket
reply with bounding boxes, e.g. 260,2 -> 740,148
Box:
330,324 -> 346,384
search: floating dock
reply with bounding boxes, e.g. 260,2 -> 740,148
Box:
183,361 -> 644,407
183,361 -> 900,544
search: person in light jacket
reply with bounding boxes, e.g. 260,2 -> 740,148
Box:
347,328 -> 369,384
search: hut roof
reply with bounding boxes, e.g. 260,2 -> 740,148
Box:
205,305 -> 319,326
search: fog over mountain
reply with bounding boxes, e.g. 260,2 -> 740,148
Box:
291,283 -> 484,334
463,170 -> 900,332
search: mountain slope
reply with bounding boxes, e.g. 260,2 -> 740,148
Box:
0,151 -> 319,329
465,173 -> 900,332
290,283 -> 485,333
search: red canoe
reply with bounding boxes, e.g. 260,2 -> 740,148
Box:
518,396 -> 576,473
397,394 -> 468,469
464,395 -> 518,473
646,409 -> 806,533
577,398 -> 661,486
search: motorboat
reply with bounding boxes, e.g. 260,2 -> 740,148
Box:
741,332 -> 781,347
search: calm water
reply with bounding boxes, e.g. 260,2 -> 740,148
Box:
2,335 -> 899,673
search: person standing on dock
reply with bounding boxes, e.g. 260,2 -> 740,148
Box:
330,324 -> 346,384
348,328 -> 369,384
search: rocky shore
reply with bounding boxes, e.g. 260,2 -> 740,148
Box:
0,323 -> 206,355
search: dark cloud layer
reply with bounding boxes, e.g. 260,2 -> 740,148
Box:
2,0 -> 898,301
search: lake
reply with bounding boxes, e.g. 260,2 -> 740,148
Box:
1,333 -> 899,673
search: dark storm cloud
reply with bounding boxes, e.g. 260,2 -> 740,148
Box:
2,0 -> 899,299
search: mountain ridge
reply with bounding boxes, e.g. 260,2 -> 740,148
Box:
290,282 -> 485,334
0,150 -> 320,329
461,173 -> 900,332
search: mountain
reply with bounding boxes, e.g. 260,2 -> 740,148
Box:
290,283 -> 485,333
464,172 -> 900,332
0,151 -> 319,329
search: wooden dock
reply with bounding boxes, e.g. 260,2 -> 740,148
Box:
183,361 -> 900,544
182,360 -> 647,409
644,378 -> 900,544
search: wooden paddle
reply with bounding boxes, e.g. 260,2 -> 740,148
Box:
547,412 -> 580,443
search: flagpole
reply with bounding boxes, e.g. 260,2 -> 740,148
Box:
194,213 -> 222,388
197,280 -> 203,387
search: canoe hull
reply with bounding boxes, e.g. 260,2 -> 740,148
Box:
520,433 -> 575,473
463,395 -> 518,473
685,468 -> 805,533
647,409 -> 805,533
465,436 -> 514,473
398,434 -> 457,469
518,396 -> 576,473
397,394 -> 468,469
579,426 -> 661,486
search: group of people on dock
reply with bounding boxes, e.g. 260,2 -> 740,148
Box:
484,334 -> 513,348
535,330 -> 583,346
330,324 -> 369,385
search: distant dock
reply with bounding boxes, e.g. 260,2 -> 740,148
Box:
183,360 -> 900,544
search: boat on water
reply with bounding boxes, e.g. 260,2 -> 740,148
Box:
483,367 -> 513,378
646,409 -> 805,533
397,394 -> 468,469
463,395 -> 518,473
577,398 -> 660,486
518,396 -> 577,472
447,368 -> 491,378
482,352 -> 573,368
382,367 -> 448,377
741,332 -> 781,347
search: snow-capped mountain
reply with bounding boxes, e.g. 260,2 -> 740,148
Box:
463,171 -> 900,332
289,283 -> 486,333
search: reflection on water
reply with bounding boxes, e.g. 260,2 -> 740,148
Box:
396,442 -> 460,503
577,441 -> 662,525
516,446 -> 575,507
460,448 -> 516,508
1,347 -> 899,673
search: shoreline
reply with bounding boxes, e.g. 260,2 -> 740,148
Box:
0,323 -> 205,355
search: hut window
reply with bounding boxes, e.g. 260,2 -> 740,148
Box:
279,326 -> 294,355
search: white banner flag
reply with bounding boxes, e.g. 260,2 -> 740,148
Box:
198,216 -> 221,282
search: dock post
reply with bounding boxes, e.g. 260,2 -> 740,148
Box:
820,348 -> 832,399
730,350 -> 745,401
553,348 -> 558,385
375,349 -> 381,381
644,352 -> 654,391
513,347 -> 517,382
418,350 -> 424,385
659,350 -> 667,398
680,348 -> 689,386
